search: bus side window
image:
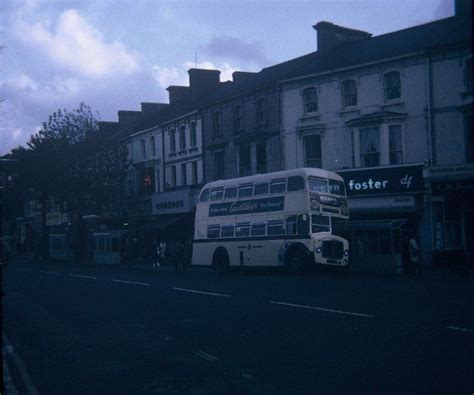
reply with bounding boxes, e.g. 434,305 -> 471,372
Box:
270,179 -> 286,193
207,226 -> 220,238
287,176 -> 305,191
210,189 -> 224,201
297,214 -> 310,235
239,184 -> 253,198
286,216 -> 297,235
251,223 -> 266,236
224,187 -> 237,199
267,221 -> 284,235
221,225 -> 235,238
254,182 -> 269,196
200,189 -> 210,202
236,223 -> 250,237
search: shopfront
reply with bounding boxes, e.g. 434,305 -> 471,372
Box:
337,163 -> 426,273
424,164 -> 474,268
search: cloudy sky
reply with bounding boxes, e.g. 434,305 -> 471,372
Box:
0,0 -> 453,155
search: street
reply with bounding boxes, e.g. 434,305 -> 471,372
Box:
2,260 -> 473,394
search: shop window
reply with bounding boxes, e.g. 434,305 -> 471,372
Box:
304,134 -> 322,168
389,125 -> 403,164
303,87 -> 318,113
360,127 -> 380,167
342,80 -> 357,108
383,71 -> 401,101
444,202 -> 462,249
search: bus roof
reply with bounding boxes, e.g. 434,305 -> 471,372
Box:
202,168 -> 344,190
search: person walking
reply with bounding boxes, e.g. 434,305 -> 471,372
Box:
158,240 -> 167,267
408,231 -> 421,274
174,241 -> 185,271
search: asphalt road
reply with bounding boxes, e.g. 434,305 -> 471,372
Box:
2,259 -> 473,394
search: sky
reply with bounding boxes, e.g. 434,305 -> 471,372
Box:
0,0 -> 454,155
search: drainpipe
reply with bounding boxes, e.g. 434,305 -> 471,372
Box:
425,55 -> 435,165
278,81 -> 285,171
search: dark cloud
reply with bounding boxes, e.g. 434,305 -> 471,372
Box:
203,36 -> 271,67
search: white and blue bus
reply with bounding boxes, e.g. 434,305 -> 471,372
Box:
192,168 -> 350,273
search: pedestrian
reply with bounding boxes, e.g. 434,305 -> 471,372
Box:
152,240 -> 159,268
174,241 -> 185,271
408,231 -> 421,274
158,240 -> 167,267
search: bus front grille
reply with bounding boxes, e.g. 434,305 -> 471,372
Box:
321,240 -> 344,260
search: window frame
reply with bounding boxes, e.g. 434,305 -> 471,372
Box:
179,125 -> 186,151
383,70 -> 402,102
302,86 -> 319,114
190,122 -> 197,148
256,97 -> 267,126
169,129 -> 176,153
303,134 -> 322,168
341,79 -> 358,109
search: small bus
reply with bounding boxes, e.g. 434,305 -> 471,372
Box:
192,168 -> 350,273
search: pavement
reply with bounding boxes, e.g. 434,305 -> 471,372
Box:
2,256 -> 473,394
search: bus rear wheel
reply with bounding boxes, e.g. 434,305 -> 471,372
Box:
212,248 -> 229,274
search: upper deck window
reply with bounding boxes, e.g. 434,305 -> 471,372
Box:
251,223 -> 266,236
287,176 -> 305,191
239,185 -> 253,198
221,225 -> 235,238
224,187 -> 237,199
270,179 -> 286,194
199,189 -> 210,202
210,189 -> 224,201
328,180 -> 346,196
308,177 -> 329,193
236,223 -> 250,237
207,226 -> 220,238
254,182 -> 269,196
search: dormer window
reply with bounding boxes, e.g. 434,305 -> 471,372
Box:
383,71 -> 401,101
303,87 -> 318,113
342,80 -> 358,108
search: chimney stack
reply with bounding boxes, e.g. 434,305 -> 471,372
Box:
140,102 -> 169,117
188,68 -> 221,99
97,121 -> 119,135
118,110 -> 142,129
166,86 -> 191,104
313,22 -> 371,53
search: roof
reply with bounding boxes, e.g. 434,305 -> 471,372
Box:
284,16 -> 471,81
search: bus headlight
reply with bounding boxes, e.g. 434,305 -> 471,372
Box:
315,247 -> 321,254
344,249 -> 349,256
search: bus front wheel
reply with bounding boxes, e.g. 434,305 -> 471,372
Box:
286,249 -> 307,275
212,248 -> 229,274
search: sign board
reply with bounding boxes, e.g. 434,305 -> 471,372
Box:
424,164 -> 474,180
209,196 -> 284,217
337,164 -> 424,197
348,195 -> 415,211
431,180 -> 474,194
152,189 -> 197,215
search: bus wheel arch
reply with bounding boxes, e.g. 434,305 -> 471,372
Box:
212,247 -> 230,274
285,243 -> 310,274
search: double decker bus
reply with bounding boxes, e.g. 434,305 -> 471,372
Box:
192,168 -> 350,273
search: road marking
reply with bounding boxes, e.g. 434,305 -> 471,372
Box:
161,334 -> 174,341
112,279 -> 150,286
39,270 -> 61,275
447,326 -> 474,333
194,350 -> 218,362
69,274 -> 97,280
173,287 -> 231,298
241,372 -> 253,380
3,333 -> 39,395
269,300 -> 373,318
